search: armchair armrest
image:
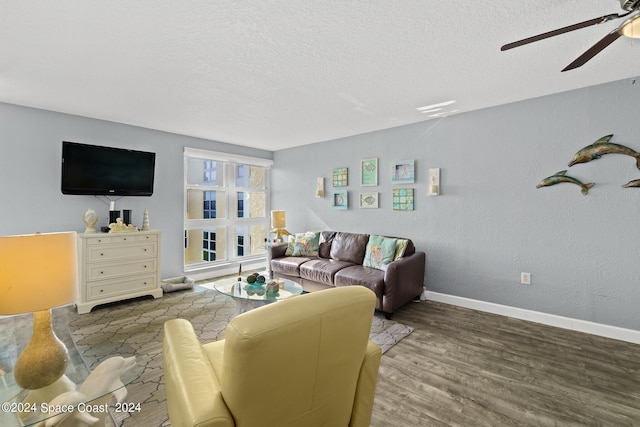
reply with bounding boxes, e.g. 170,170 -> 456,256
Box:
163,319 -> 233,427
382,251 -> 426,314
350,340 -> 382,427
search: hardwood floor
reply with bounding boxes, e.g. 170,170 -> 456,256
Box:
371,300 -> 640,426
3,293 -> 639,426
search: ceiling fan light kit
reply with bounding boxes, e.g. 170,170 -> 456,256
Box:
620,13 -> 640,37
502,0 -> 640,71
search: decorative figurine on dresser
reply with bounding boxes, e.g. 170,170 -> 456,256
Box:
82,209 -> 98,233
76,226 -> 163,314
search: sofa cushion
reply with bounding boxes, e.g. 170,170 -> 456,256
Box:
400,238 -> 415,256
330,232 -> 370,264
363,235 -> 398,270
318,231 -> 337,258
300,259 -> 355,286
271,256 -> 314,277
334,266 -> 384,299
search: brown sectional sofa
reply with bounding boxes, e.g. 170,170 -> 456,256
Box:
268,231 -> 426,318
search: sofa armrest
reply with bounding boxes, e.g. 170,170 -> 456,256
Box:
382,251 -> 426,314
350,340 -> 382,427
267,243 -> 288,277
163,319 -> 234,427
268,242 -> 288,259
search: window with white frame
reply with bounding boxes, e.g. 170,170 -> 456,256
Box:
184,148 -> 272,270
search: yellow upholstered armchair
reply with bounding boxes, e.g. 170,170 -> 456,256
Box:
163,286 -> 382,427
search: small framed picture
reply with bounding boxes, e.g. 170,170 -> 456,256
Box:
331,190 -> 348,210
360,158 -> 378,186
392,160 -> 415,184
393,188 -> 414,211
359,192 -> 379,209
332,167 -> 348,187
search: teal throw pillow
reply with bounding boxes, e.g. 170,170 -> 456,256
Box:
363,235 -> 398,270
285,232 -> 320,256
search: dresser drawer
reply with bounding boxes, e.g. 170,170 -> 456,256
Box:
87,259 -> 157,281
136,234 -> 157,242
87,236 -> 113,245
87,274 -> 156,300
86,233 -> 157,245
87,242 -> 157,262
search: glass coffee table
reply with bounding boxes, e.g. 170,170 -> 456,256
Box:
213,276 -> 304,314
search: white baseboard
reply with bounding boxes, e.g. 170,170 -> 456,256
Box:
425,291 -> 640,345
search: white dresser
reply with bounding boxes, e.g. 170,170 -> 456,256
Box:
76,230 -> 163,314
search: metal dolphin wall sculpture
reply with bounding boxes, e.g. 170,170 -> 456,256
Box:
622,179 -> 640,188
568,134 -> 640,169
536,170 -> 594,195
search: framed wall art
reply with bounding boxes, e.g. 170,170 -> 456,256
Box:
332,167 -> 348,187
360,158 -> 378,186
359,192 -> 379,209
331,190 -> 348,210
392,188 -> 414,211
392,160 -> 415,184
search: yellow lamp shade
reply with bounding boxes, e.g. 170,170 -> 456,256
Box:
271,210 -> 286,229
0,232 -> 78,315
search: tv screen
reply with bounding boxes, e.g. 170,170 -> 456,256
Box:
61,141 -> 156,196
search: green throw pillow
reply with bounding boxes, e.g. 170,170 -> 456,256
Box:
363,235 -> 398,270
285,235 -> 297,256
394,239 -> 408,261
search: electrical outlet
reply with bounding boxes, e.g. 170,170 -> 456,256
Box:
521,272 -> 531,285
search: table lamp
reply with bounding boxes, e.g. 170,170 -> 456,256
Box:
0,231 -> 77,390
270,210 -> 291,242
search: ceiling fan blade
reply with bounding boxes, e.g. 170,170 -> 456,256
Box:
561,29 -> 622,71
501,14 -> 621,51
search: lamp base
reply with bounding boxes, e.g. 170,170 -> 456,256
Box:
14,309 -> 69,390
271,228 -> 291,242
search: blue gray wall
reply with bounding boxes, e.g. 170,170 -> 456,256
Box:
3,76 -> 640,331
272,77 -> 640,331
0,102 -> 272,278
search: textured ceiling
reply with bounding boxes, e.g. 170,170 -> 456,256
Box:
2,0 -> 640,151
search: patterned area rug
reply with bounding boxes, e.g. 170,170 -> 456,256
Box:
68,287 -> 413,426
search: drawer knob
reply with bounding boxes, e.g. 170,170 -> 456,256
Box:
100,271 -> 104,274
100,289 -> 104,293
100,253 -> 104,256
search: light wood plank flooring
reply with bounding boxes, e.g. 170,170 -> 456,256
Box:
372,300 -> 640,426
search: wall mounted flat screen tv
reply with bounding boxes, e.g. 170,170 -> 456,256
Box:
61,141 -> 156,196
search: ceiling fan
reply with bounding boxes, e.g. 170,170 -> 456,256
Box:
501,0 -> 640,71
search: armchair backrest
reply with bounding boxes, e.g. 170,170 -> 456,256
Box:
221,286 -> 378,427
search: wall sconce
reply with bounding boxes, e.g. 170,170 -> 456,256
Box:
0,232 -> 78,391
270,210 -> 291,242
315,177 -> 325,198
428,168 -> 440,196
